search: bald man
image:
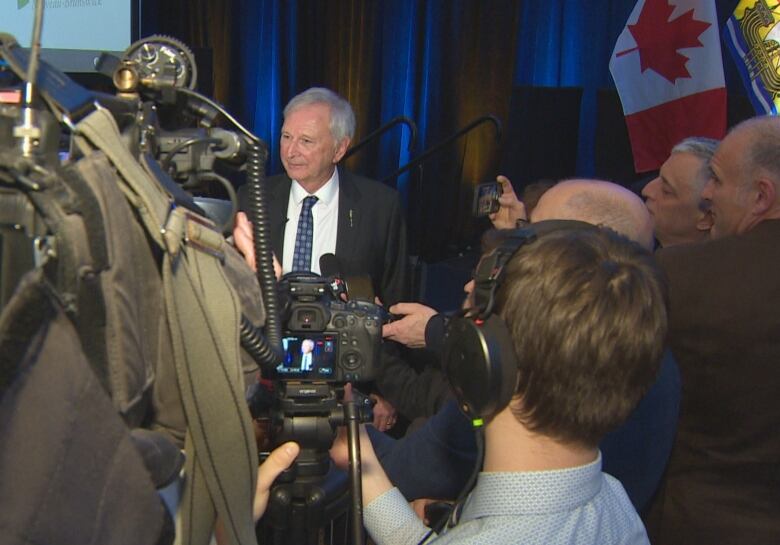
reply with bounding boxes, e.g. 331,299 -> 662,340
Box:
531,179 -> 655,250
374,179 -> 680,513
645,116 -> 780,545
384,179 -> 656,347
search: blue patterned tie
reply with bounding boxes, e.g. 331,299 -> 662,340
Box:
292,195 -> 318,272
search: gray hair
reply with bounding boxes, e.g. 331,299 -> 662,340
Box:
671,136 -> 718,160
284,87 -> 356,143
737,116 -> 780,182
671,136 -> 719,190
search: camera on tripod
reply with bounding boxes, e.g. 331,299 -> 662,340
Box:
275,271 -> 385,383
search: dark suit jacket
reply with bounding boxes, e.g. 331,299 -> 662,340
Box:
645,219 -> 780,545
238,167 -> 408,306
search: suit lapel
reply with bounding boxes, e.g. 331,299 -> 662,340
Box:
336,168 -> 362,261
268,177 -> 292,260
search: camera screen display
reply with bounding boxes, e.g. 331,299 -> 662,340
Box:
275,333 -> 338,379
472,182 -> 502,217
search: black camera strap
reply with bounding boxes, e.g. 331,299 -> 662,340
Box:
0,34 -> 97,122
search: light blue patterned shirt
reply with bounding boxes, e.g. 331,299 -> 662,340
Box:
363,453 -> 649,545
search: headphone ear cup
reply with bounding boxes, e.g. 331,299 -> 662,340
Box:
442,314 -> 519,420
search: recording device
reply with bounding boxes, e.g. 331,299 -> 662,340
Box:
245,252 -> 384,543
1,22 -> 373,543
274,254 -> 385,383
472,180 -> 502,217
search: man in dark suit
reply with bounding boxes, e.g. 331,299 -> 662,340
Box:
235,87 -> 408,306
646,116 -> 780,544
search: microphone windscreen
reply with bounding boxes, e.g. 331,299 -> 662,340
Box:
319,253 -> 341,278
344,276 -> 375,302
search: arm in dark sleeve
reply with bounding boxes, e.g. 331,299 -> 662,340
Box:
374,342 -> 451,420
367,399 -> 477,501
424,313 -> 449,357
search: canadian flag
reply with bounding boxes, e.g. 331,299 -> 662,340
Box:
610,0 -> 726,173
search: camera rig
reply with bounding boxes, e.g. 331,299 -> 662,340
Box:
1,13 -> 377,544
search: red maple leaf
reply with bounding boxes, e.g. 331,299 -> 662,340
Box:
616,0 -> 711,83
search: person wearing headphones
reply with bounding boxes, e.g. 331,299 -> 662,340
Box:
329,224 -> 667,544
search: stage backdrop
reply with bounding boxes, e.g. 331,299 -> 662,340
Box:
148,0 -> 746,262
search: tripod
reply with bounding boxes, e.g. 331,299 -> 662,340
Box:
257,382 -> 371,545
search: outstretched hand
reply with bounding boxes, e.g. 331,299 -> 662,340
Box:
382,302 -> 437,348
233,212 -> 282,279
329,418 -> 394,506
253,442 -> 300,521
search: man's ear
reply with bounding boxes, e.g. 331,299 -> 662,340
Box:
333,137 -> 351,164
752,177 -> 777,216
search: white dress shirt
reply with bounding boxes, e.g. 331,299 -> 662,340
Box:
282,169 -> 340,275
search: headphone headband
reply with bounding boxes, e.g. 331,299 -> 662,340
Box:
444,219 -> 597,420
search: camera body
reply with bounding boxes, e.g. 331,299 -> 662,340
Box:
275,274 -> 383,383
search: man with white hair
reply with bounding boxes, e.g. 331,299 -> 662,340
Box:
235,87 -> 408,306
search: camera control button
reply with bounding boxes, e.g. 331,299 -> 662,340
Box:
333,317 -> 346,329
343,352 -> 361,369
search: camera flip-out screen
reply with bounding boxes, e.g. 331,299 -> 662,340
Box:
276,333 -> 338,380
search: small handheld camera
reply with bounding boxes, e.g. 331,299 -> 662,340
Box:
274,273 -> 384,383
472,181 -> 503,217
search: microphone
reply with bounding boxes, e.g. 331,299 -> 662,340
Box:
319,253 -> 341,279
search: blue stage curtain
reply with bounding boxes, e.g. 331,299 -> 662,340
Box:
514,0 -> 633,177
234,0 -> 519,259
231,0 -> 739,259
236,0 -> 297,175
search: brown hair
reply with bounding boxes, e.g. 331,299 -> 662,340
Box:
495,227 -> 667,448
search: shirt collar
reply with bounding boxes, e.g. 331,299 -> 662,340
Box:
291,168 -> 340,206
461,452 -> 604,519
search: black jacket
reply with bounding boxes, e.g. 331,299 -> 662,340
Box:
239,167 -> 409,306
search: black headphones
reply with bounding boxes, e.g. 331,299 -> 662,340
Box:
441,220 -> 596,421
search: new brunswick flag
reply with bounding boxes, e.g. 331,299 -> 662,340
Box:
610,0 -> 727,173
724,0 -> 780,114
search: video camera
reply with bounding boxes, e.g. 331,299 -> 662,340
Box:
1,15 -> 375,541
275,270 -> 384,383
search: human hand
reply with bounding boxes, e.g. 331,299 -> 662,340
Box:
370,393 -> 398,432
382,302 -> 437,348
411,498 -> 440,524
253,442 -> 300,521
329,421 -> 394,505
233,212 -> 256,270
232,212 -> 282,279
489,175 -> 527,230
